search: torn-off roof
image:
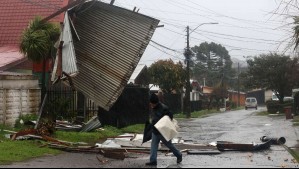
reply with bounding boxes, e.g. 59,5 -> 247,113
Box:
63,1 -> 159,110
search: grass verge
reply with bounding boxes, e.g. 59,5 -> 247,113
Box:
174,109 -> 219,119
293,116 -> 299,126
256,111 -> 270,116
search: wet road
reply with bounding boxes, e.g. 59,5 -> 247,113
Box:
1,107 -> 299,168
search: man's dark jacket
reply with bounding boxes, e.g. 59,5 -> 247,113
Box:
151,102 -> 173,135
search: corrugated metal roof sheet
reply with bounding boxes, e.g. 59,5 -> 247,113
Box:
68,1 -> 159,110
52,11 -> 78,81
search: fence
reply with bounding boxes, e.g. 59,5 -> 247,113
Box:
98,86 -> 150,128
162,93 -> 202,114
46,83 -> 98,122
163,93 -> 182,114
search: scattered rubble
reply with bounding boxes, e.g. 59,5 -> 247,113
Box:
2,125 -> 291,162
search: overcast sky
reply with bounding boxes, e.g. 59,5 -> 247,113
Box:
101,0 -> 295,66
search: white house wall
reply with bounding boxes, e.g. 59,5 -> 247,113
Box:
0,88 -> 40,126
0,75 -> 40,126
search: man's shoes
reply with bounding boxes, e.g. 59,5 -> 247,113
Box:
145,161 -> 157,166
177,155 -> 183,164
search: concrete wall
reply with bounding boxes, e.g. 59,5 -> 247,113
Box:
0,74 -> 41,126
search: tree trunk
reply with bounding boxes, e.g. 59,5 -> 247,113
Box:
41,59 -> 46,100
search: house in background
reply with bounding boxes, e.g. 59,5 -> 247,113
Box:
247,89 -> 266,105
202,86 -> 214,97
228,90 -> 246,107
128,64 -> 148,86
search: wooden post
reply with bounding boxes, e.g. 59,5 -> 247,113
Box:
3,89 -> 7,125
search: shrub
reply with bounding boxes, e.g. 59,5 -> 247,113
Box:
266,100 -> 280,114
15,114 -> 38,129
266,100 -> 294,114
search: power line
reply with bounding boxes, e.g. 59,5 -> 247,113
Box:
150,40 -> 184,53
192,31 -> 280,45
193,29 -> 284,43
164,0 -> 280,28
185,0 -> 284,26
148,43 -> 185,61
198,33 -> 279,53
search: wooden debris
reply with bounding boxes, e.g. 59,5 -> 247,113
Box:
100,150 -> 126,160
187,149 -> 221,155
97,156 -> 109,164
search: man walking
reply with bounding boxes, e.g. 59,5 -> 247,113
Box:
146,93 -> 182,166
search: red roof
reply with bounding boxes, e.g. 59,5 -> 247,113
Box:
0,46 -> 25,70
0,0 -> 69,47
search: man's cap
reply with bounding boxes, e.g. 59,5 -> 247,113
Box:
150,93 -> 159,104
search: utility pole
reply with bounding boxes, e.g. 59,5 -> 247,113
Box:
184,23 -> 218,118
238,62 -> 240,107
184,26 -> 191,118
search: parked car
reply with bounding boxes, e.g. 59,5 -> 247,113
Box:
245,97 -> 258,110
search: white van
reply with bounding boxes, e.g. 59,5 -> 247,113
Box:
245,97 -> 258,110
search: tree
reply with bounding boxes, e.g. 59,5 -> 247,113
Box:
191,42 -> 235,87
271,0 -> 299,50
209,84 -> 228,110
20,16 -> 61,98
293,16 -> 299,49
148,59 -> 186,93
245,53 -> 299,103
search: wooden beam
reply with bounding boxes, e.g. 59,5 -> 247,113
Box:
110,0 -> 115,5
42,0 -> 87,23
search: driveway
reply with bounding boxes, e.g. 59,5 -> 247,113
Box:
1,107 -> 299,168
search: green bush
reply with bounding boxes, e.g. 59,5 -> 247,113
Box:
266,100 -> 294,114
15,114 -> 38,130
226,101 -> 237,109
266,100 -> 280,114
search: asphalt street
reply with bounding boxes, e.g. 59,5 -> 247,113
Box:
1,107 -> 299,168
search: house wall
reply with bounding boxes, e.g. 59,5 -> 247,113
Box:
265,90 -> 273,102
247,90 -> 265,105
229,92 -> 246,106
0,76 -> 40,126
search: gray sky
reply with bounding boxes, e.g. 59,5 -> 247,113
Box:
101,0 -> 295,66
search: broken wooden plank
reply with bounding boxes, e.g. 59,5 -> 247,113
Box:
101,150 -> 126,160
216,141 -> 272,151
187,149 -> 221,155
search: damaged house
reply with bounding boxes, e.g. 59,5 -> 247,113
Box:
51,0 -> 159,125
0,0 -> 160,126
53,0 -> 159,110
